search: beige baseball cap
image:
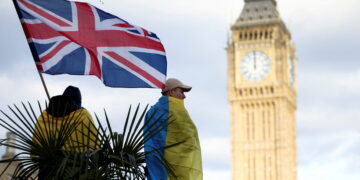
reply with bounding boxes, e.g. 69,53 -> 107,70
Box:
162,78 -> 192,93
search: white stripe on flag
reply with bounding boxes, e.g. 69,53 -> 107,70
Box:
99,47 -> 166,83
84,49 -> 91,75
100,51 -> 157,88
42,42 -> 81,71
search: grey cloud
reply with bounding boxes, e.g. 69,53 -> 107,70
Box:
298,132 -> 360,179
1,0 -> 360,179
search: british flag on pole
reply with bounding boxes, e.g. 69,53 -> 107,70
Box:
13,0 -> 167,88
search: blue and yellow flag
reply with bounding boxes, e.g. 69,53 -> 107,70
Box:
144,96 -> 202,180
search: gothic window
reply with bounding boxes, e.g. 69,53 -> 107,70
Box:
262,110 -> 266,140
246,112 -> 250,140
251,110 -> 255,140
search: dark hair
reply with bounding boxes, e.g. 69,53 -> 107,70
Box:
161,91 -> 167,96
63,86 -> 82,109
47,95 -> 77,117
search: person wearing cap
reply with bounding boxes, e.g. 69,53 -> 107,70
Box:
144,78 -> 203,180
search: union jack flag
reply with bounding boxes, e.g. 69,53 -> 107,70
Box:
13,0 -> 167,88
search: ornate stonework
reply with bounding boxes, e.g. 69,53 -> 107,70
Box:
227,0 -> 297,179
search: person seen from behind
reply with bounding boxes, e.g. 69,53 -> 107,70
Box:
33,85 -> 98,152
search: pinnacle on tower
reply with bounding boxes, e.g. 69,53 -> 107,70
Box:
233,0 -> 280,29
244,0 -> 277,6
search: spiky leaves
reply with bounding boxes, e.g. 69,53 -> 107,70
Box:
0,102 -> 177,180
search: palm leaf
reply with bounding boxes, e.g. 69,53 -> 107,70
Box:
0,102 -> 180,179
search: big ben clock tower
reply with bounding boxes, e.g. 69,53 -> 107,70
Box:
227,0 -> 297,180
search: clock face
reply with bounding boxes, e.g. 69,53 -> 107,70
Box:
289,56 -> 295,86
240,51 -> 271,82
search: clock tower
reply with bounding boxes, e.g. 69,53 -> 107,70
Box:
227,0 -> 297,180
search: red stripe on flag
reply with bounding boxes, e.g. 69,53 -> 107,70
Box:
87,48 -> 102,79
105,51 -> 165,88
36,64 -> 43,71
141,28 -> 149,37
113,24 -> 134,28
22,22 -> 165,52
22,23 -> 61,39
40,40 -> 72,63
18,0 -> 71,27
93,30 -> 165,51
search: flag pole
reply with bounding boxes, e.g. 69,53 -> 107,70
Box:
37,71 -> 51,101
12,0 -> 50,101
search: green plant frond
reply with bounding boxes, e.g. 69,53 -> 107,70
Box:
144,140 -> 185,156
30,101 -> 50,143
21,102 -> 37,129
103,109 -> 116,152
27,102 -> 40,127
38,101 -> 51,142
123,104 -> 140,152
68,121 -> 99,152
0,140 -> 30,155
0,103 -> 183,179
130,112 -> 171,152
55,107 -> 82,148
0,152 -> 32,177
121,105 -> 133,151
125,104 -> 149,151
0,109 -> 33,144
9,104 -> 34,139
141,109 -> 168,138
12,160 -> 39,180
154,153 -> 178,180
143,116 -> 175,144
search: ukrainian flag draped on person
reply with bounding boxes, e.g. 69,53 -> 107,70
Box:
144,96 -> 203,180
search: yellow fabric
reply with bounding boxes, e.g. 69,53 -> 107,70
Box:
165,97 -> 203,180
33,109 -> 98,152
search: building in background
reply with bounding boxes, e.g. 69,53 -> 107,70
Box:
0,132 -> 18,180
227,0 -> 297,179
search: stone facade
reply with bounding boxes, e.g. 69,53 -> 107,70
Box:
0,132 -> 18,180
227,0 -> 297,179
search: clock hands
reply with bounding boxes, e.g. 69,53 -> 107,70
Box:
253,51 -> 257,70
241,51 -> 270,82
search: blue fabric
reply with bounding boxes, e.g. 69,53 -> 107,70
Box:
14,0 -> 167,88
144,96 -> 169,180
101,57 -> 152,88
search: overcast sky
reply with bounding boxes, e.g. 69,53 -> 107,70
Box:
1,0 -> 360,179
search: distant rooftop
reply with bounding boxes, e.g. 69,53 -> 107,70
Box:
232,0 -> 282,29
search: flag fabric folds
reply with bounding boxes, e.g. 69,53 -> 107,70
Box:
144,96 -> 203,180
13,0 -> 167,88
